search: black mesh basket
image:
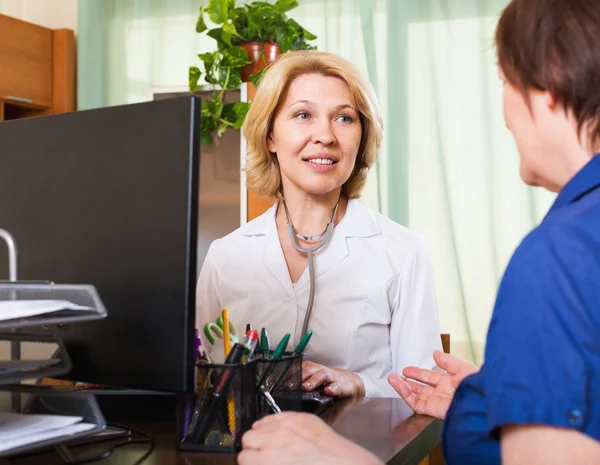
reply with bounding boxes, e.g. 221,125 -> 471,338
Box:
0,333 -> 71,385
0,283 -> 107,330
179,353 -> 302,452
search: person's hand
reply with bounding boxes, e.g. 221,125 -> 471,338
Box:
388,350 -> 478,420
238,412 -> 383,465
302,361 -> 365,398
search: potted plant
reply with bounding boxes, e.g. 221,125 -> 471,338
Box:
189,0 -> 317,145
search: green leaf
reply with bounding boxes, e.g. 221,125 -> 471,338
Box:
232,102 -> 250,129
198,52 -> 216,66
227,0 -> 236,13
218,68 -> 232,88
195,6 -> 207,33
222,21 -> 239,38
301,28 -> 317,41
207,27 -> 229,47
275,25 -> 294,53
201,133 -> 214,145
207,0 -> 228,24
189,66 -> 201,92
221,46 -> 251,68
228,68 -> 242,88
199,52 -> 218,84
249,68 -> 267,88
208,97 -> 224,119
207,27 -> 221,42
221,102 -> 237,120
200,99 -> 218,141
219,121 -> 233,137
205,72 -> 218,85
247,4 -> 266,29
222,30 -> 232,46
247,2 -> 285,30
274,0 -> 299,13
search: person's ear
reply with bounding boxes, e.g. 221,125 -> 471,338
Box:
545,91 -> 558,111
267,132 -> 276,153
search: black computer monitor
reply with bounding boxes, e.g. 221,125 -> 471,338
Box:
0,96 -> 200,393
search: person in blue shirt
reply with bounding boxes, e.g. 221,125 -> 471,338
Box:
237,0 -> 600,464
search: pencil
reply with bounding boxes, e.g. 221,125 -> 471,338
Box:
221,309 -> 231,357
221,309 -> 236,436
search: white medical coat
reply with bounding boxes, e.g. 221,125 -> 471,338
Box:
196,199 -> 442,397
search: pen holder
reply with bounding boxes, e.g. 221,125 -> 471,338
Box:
254,352 -> 302,416
179,353 -> 302,452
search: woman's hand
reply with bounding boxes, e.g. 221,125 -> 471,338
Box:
239,412 -> 383,465
302,361 -> 365,398
388,350 -> 478,420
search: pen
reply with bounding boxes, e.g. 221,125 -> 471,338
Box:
255,333 -> 290,392
260,327 -> 271,359
293,330 -> 313,355
246,323 -> 252,335
189,343 -> 244,443
270,332 -> 312,395
272,333 -> 290,359
242,330 -> 259,361
259,386 -> 281,413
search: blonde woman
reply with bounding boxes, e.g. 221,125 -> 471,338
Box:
196,51 -> 442,398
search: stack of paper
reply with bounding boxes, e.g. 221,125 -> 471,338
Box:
0,359 -> 60,375
0,412 -> 96,453
0,300 -> 93,322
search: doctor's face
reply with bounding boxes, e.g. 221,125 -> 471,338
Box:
268,73 -> 362,196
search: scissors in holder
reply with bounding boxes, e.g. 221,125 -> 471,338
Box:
203,315 -> 239,345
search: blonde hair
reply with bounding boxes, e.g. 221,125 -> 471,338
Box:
243,50 -> 383,199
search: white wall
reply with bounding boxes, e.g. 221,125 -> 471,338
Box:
0,0 -> 77,31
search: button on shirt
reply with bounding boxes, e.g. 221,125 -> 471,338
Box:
196,199 -> 442,397
443,154 -> 600,464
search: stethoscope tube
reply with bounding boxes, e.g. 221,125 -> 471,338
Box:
282,195 -> 340,338
286,220 -> 335,337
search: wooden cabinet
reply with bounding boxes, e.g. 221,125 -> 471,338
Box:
0,14 -> 75,121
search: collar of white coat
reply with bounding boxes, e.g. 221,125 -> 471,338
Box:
239,198 -> 381,294
239,198 -> 381,239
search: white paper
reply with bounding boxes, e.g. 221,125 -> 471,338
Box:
0,359 -> 60,374
0,412 -> 84,442
0,418 -> 96,452
0,300 -> 93,321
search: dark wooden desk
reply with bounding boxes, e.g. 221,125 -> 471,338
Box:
5,398 -> 441,465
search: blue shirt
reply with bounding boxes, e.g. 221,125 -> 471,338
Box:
443,154 -> 600,464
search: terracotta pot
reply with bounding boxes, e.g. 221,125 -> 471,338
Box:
239,42 -> 280,83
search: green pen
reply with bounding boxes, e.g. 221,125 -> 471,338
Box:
260,328 -> 271,359
272,333 -> 290,359
293,330 -> 313,355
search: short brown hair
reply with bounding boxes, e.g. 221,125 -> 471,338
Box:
495,0 -> 600,144
243,50 -> 383,199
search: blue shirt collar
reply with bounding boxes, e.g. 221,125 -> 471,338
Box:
550,154 -> 600,211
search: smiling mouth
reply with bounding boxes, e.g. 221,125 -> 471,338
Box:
305,158 -> 337,165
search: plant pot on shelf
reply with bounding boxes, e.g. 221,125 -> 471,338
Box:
239,42 -> 280,83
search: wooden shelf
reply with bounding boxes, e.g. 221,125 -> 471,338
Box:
1,98 -> 47,121
199,192 -> 240,206
0,14 -> 75,122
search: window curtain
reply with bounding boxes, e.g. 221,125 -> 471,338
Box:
77,0 -> 556,363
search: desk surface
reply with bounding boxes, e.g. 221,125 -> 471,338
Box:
6,398 -> 441,465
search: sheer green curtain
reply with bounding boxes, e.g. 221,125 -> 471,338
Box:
361,0 -> 556,362
77,0 -> 556,363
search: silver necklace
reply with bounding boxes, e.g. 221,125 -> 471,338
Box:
281,197 -> 340,241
